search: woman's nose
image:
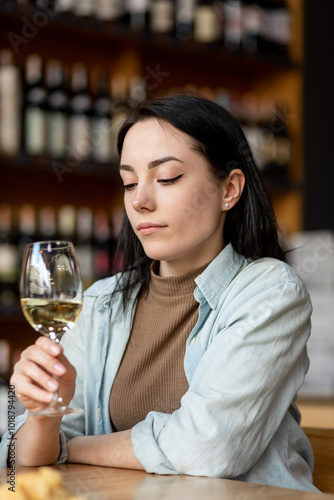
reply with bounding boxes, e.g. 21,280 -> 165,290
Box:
131,185 -> 155,212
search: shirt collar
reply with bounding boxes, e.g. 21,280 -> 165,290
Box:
194,243 -> 247,309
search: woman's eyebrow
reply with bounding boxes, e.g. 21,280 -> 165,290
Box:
119,156 -> 184,172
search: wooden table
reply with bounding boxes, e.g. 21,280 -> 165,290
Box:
1,464 -> 333,500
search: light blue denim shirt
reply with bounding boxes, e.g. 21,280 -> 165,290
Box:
0,244 -> 317,491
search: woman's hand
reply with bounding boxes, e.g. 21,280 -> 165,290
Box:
10,336 -> 77,413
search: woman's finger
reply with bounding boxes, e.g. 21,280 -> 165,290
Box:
20,344 -> 66,378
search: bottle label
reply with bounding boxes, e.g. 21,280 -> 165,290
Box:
242,5 -> 261,35
0,107 -> 20,156
0,244 -> 18,283
76,246 -> 94,286
96,0 -> 124,19
224,0 -> 242,44
151,1 -> 174,33
91,117 -> 112,163
177,0 -> 195,23
270,11 -> 291,45
0,67 -> 21,155
69,115 -> 91,159
127,0 -> 150,14
48,112 -> 68,158
74,0 -> 94,16
25,107 -> 46,155
260,9 -> 291,45
194,6 -> 221,43
57,0 -> 75,11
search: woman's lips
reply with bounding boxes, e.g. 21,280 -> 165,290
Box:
137,223 -> 167,235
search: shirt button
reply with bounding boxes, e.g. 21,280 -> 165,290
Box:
190,337 -> 196,346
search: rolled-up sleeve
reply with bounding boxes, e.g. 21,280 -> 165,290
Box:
131,279 -> 312,477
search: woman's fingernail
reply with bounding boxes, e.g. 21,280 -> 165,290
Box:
46,379 -> 58,391
54,363 -> 66,375
50,344 -> 61,355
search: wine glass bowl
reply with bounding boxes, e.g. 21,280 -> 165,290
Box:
20,240 -> 84,417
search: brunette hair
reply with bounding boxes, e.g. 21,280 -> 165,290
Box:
113,93 -> 285,309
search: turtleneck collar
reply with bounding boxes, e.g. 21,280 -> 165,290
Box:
149,261 -> 209,297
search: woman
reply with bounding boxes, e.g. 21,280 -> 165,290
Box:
0,94 -> 316,491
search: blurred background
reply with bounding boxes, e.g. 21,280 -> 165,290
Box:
0,0 -> 334,432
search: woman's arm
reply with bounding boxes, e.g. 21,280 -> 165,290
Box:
14,414 -> 62,466
67,430 -> 144,470
10,337 -> 77,466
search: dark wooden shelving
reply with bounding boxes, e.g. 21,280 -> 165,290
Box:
0,157 -> 123,209
0,3 -> 297,71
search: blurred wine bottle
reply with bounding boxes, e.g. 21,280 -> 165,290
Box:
22,54 -> 47,157
241,0 -> 261,54
240,91 -> 260,164
258,0 -> 291,60
91,67 -> 113,165
0,204 -> 19,312
37,205 -> 57,240
265,103 -> 291,187
33,0 -> 57,12
110,73 -> 128,161
57,0 -> 75,17
257,97 -> 275,171
45,59 -> 69,159
93,209 -> 116,279
58,204 -> 76,242
127,0 -> 151,32
223,0 -> 242,52
74,0 -> 94,18
176,0 -> 195,40
68,63 -> 92,163
150,0 -> 174,35
95,0 -> 125,24
195,0 -> 223,44
0,49 -> 21,157
76,206 -> 94,288
17,204 -> 37,252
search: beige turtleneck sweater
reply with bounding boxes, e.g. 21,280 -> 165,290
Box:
109,262 -> 207,432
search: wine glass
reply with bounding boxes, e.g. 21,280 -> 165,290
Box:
20,240 -> 84,417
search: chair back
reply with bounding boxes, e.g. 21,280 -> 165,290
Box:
303,426 -> 334,493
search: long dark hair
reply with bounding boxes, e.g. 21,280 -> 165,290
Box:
113,93 -> 286,309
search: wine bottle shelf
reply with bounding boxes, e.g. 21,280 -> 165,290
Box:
0,154 -> 120,180
0,3 -> 298,70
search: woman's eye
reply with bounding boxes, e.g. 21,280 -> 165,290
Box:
122,183 -> 137,191
158,174 -> 184,185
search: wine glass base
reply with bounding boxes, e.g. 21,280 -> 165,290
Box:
30,405 -> 85,417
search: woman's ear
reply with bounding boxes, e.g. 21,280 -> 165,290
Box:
221,169 -> 245,210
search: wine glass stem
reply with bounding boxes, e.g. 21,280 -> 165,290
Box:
49,334 -> 63,405
51,375 -> 63,406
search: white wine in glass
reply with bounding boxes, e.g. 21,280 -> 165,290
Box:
20,240 -> 84,417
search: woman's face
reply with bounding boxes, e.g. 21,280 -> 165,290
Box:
119,118 -> 227,277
